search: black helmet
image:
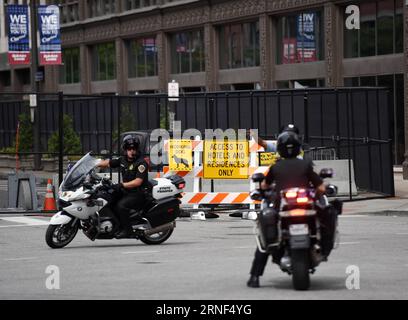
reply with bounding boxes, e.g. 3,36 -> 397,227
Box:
277,131 -> 301,159
280,124 -> 300,135
122,135 -> 140,152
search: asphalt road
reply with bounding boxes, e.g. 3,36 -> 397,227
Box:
0,214 -> 407,300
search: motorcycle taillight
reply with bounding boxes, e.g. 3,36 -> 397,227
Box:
177,183 -> 185,189
284,188 -> 311,204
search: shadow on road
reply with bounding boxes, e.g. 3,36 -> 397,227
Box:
265,276 -> 347,292
51,241 -> 200,250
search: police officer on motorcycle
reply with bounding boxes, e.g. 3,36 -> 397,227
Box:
98,135 -> 149,239
247,125 -> 335,288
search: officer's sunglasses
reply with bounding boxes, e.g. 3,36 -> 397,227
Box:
126,146 -> 137,151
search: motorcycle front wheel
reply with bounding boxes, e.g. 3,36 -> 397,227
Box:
45,222 -> 79,249
139,228 -> 174,245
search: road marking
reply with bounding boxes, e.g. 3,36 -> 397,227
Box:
233,246 -> 254,249
4,257 -> 38,262
339,242 -> 360,245
0,217 -> 49,227
122,251 -> 160,255
339,215 -> 368,218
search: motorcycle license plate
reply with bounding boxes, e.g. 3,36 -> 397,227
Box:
289,224 -> 309,236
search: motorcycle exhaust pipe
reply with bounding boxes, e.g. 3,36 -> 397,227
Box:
144,222 -> 175,236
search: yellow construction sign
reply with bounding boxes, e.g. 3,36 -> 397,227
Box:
259,152 -> 279,167
168,140 -> 193,171
203,140 -> 249,179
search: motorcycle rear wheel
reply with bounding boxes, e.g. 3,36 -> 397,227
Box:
139,228 -> 174,245
291,249 -> 311,290
46,223 -> 79,249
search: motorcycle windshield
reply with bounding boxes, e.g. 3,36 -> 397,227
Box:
60,153 -> 100,191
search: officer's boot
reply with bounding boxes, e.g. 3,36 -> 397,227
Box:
247,275 -> 260,288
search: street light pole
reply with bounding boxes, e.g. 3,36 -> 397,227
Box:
30,0 -> 41,170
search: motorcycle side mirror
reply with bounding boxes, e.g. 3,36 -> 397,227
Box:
250,190 -> 263,201
326,184 -> 338,197
252,173 -> 265,183
320,168 -> 333,179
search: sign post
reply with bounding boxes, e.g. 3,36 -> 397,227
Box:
167,80 -> 179,131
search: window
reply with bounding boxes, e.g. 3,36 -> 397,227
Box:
171,30 -> 205,74
92,42 -> 116,81
360,2 -> 376,57
125,0 -> 159,10
377,0 -> 394,55
60,0 -> 79,24
277,11 -> 324,64
395,0 -> 403,53
87,0 -> 116,18
292,79 -> 325,88
60,47 -> 80,84
128,37 -> 158,78
344,0 -> 404,58
219,21 -> 260,69
0,71 -> 11,87
16,68 -> 30,86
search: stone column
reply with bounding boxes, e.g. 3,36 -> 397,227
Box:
204,22 -> 217,92
259,13 -> 273,89
115,37 -> 127,94
44,66 -> 58,92
80,44 -> 91,94
157,31 -> 169,93
402,3 -> 408,179
324,2 -> 342,87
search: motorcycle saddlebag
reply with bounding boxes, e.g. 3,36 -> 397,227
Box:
144,198 -> 180,228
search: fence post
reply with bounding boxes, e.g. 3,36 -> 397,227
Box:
346,89 -> 353,200
58,92 -> 64,186
304,92 -> 309,144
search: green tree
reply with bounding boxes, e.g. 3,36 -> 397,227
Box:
47,114 -> 82,157
0,112 -> 33,154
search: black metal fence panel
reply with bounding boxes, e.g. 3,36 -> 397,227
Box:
0,88 -> 395,200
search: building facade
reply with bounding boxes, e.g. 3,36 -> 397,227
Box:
0,0 -> 407,168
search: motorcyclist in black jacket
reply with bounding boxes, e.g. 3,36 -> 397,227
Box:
247,126 -> 335,288
98,135 -> 149,238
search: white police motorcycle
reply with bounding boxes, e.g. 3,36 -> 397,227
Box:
45,152 -> 185,249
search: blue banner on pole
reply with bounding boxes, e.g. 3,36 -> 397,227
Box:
38,5 -> 62,65
7,5 -> 30,65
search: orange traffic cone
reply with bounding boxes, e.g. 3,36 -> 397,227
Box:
43,179 -> 57,212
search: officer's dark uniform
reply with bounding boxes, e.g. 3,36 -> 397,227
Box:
249,158 -> 324,278
109,155 -> 149,232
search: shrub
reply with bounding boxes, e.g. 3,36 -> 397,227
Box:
0,112 -> 33,154
47,114 -> 82,158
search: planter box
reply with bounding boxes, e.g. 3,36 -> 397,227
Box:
0,155 -> 70,172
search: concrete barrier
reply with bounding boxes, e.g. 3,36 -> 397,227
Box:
313,160 -> 358,196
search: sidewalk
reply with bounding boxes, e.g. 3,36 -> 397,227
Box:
343,171 -> 408,215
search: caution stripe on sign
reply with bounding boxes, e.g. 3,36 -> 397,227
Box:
181,192 -> 260,205
163,166 -> 204,178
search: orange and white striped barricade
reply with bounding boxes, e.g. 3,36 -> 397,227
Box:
181,192 -> 260,206
163,137 -> 273,219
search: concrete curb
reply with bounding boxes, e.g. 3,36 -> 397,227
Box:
359,210 -> 408,217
